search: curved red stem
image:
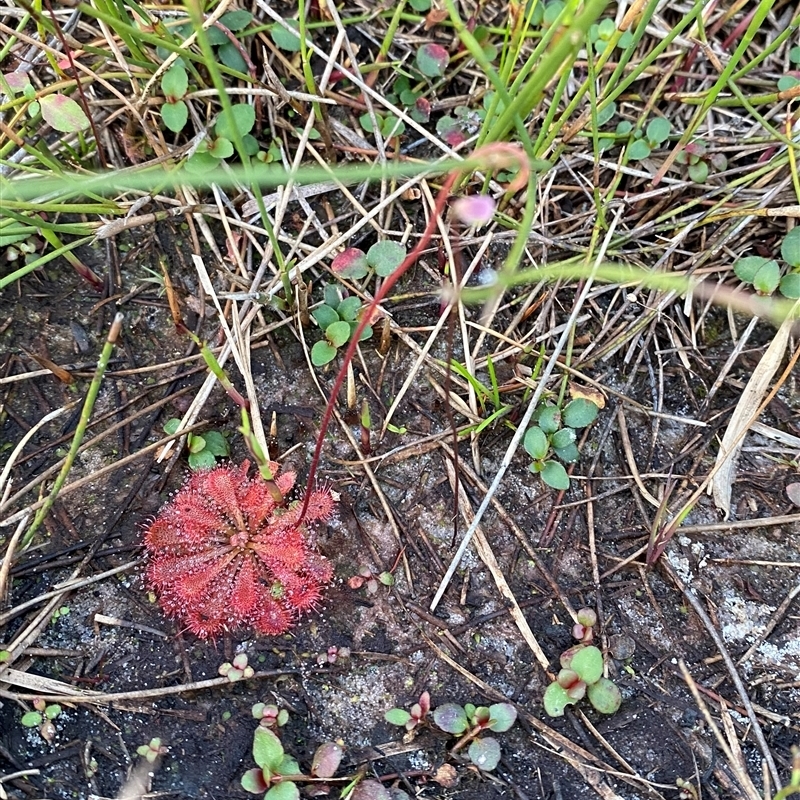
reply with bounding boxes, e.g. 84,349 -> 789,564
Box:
298,172 -> 459,520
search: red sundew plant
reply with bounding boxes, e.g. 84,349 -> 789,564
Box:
144,460 -> 335,639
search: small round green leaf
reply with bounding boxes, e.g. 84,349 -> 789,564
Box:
416,43 -> 450,77
780,273 -> 800,299
188,434 -> 206,454
40,94 -> 90,132
432,703 -> 468,734
537,405 -> 560,434
562,398 -> 599,429
781,227 -> 800,268
162,100 -> 188,133
216,104 -> 256,140
687,160 -> 709,183
541,461 -> 569,490
326,320 -> 351,348
253,728 -> 285,772
487,703 -> 517,732
367,241 -> 406,277
208,137 -> 234,159
218,42 -> 248,73
20,711 -> 43,727
220,10 -> 253,30
645,116 -> 670,146
554,442 -> 581,463
523,426 -> 549,461
337,296 -> 362,322
185,151 -> 219,174
241,768 -> 268,794
753,260 -> 781,295
551,427 -> 576,449
331,247 -> 369,279
311,340 -> 337,366
778,75 -> 800,92
189,450 -> 216,470
596,101 -> 616,127
161,63 -> 188,100
312,305 -> 339,330
265,781 -> 300,800
270,21 -> 301,52
164,418 -> 181,435
468,737 -> 501,771
587,677 -> 622,714
627,139 -> 650,160
734,256 -> 771,284
202,430 -> 229,457
543,682 -> 577,717
384,708 -> 411,726
570,645 -> 603,684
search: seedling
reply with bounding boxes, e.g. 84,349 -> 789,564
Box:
588,18 -> 634,54
543,608 -> 622,717
524,397 -> 600,490
186,103 -> 259,172
316,645 -> 351,666
241,727 -> 343,798
252,702 -> 289,729
137,737 -> 168,763
331,240 -> 408,281
164,418 -> 229,470
359,111 -> 406,140
385,695 -> 517,772
675,139 -> 727,183
50,605 -> 70,625
21,698 -> 61,742
625,117 -> 671,161
311,283 -> 374,367
169,11 -> 254,71
348,565 -> 395,594
416,43 -> 450,78
734,227 -> 800,299
219,653 -> 254,682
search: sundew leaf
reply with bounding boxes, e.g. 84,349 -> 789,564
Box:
468,737 -> 501,771
40,94 -> 90,132
416,43 -> 450,77
270,20 -> 301,52
367,240 -> 406,277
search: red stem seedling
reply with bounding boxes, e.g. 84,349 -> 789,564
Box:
299,143 -> 530,520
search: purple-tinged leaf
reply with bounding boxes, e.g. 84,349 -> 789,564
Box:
40,94 -> 90,132
331,247 -> 369,279
416,43 -> 449,77
468,737 -> 501,771
432,703 -> 468,734
311,741 -> 343,778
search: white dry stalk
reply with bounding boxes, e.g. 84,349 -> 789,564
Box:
430,206 -> 626,612
709,309 -> 796,518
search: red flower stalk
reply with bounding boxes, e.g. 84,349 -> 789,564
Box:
144,460 -> 335,639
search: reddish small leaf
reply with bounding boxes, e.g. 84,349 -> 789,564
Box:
787,482 -> 800,506
40,94 -> 90,132
331,247 -> 368,279
416,43 -> 449,77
